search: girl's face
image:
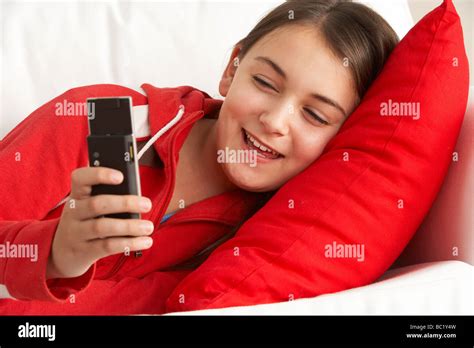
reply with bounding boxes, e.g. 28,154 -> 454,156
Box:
215,24 -> 358,192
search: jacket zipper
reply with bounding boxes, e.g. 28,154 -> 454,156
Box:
101,111 -> 203,279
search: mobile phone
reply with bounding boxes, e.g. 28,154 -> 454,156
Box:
86,97 -> 141,219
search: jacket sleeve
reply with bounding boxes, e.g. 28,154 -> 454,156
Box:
0,84 -> 147,301
0,219 -> 96,301
0,86 -> 98,301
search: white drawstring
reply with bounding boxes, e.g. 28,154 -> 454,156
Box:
52,104 -> 186,210
136,104 -> 185,160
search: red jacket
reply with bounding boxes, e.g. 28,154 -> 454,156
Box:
0,83 -> 264,315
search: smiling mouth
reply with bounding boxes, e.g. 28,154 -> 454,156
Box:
241,129 -> 283,159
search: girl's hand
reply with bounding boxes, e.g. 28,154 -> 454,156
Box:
46,167 -> 154,279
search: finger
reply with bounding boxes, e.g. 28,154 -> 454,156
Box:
82,218 -> 155,241
89,236 -> 153,260
75,195 -> 152,220
70,167 -> 123,200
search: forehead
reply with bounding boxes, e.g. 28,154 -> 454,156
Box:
243,24 -> 346,80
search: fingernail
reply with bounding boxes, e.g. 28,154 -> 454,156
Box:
110,171 -> 123,183
140,199 -> 152,211
140,221 -> 154,233
142,238 -> 153,248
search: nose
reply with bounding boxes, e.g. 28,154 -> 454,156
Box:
259,101 -> 291,136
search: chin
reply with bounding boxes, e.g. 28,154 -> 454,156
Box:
222,162 -> 279,192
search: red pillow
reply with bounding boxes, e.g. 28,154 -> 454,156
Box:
165,0 -> 470,312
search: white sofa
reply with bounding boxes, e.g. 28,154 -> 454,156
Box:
1,0 -> 472,314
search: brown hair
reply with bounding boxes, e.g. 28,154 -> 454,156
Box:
163,0 -> 399,271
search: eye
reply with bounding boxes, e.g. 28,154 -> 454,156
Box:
252,75 -> 278,92
304,108 -> 329,125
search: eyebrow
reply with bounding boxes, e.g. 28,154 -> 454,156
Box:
254,56 -> 348,119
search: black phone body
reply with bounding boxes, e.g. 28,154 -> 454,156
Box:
86,97 -> 141,219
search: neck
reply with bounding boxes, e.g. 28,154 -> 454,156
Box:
195,118 -> 238,193
179,116 -> 238,201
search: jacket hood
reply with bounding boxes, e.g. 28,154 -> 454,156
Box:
140,83 -> 223,162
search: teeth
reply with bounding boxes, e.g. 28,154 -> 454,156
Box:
244,130 -> 280,157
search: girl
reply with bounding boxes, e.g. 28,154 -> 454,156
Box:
0,0 -> 398,314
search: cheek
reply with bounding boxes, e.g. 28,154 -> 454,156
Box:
222,79 -> 267,124
216,84 -> 263,150
290,129 -> 335,167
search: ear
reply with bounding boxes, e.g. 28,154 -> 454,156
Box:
218,45 -> 242,97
